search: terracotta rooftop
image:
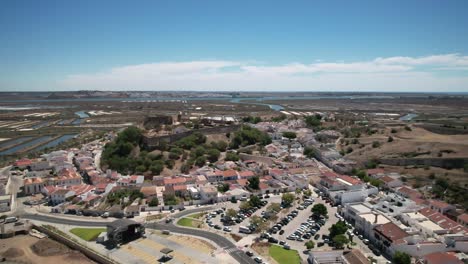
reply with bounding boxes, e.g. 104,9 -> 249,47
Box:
163,176 -> 186,185
374,222 -> 409,242
238,171 -> 255,178
429,199 -> 452,209
458,213 -> 468,223
423,252 -> 463,264
343,249 -> 371,264
223,170 -> 238,178
367,168 -> 384,175
337,175 -> 362,185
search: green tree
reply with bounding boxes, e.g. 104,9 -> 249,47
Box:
150,163 -> 164,175
312,204 -> 328,216
388,136 -> 394,142
329,221 -> 348,238
215,141 -> 228,152
249,215 -> 267,233
249,195 -> 262,207
180,163 -> 190,174
372,141 -> 381,148
195,156 -> 207,167
305,116 -> 321,127
206,148 -> 221,163
148,197 -> 159,207
248,176 -> 260,190
136,165 -> 147,174
267,203 -> 281,213
393,251 -> 411,264
226,208 -> 237,218
332,234 -> 349,249
305,240 -> 315,249
282,131 -> 297,140
225,152 -> 240,161
217,183 -> 230,193
303,147 -> 316,159
281,193 -> 295,207
239,201 -> 252,210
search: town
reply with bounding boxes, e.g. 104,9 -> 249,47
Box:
0,104 -> 467,264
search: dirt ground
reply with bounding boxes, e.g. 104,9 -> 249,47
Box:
0,235 -> 95,264
346,126 -> 468,161
167,235 -> 216,254
251,242 -> 278,264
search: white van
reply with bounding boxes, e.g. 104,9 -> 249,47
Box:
239,226 -> 252,234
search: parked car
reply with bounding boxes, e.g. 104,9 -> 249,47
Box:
254,257 -> 263,263
246,251 -> 254,257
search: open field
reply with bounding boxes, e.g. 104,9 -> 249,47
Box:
269,245 -> 301,264
345,126 -> 468,161
0,235 -> 95,264
70,227 -> 107,241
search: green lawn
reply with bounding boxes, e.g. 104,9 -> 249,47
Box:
187,212 -> 205,219
70,227 -> 107,241
177,217 -> 203,228
177,217 -> 195,227
269,245 -> 301,264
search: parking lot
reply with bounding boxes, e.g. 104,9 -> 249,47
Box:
178,188 -> 389,264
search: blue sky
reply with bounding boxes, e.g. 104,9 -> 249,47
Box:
1,0 -> 468,92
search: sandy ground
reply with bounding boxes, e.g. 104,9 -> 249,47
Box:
0,235 -> 95,264
251,242 -> 279,264
347,126 -> 468,161
167,235 -> 216,254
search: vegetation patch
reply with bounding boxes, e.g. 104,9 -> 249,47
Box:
70,228 -> 106,241
177,217 -> 203,228
269,245 -> 301,264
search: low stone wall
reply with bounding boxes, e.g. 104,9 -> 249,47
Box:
34,225 -> 118,264
378,157 -> 468,169
239,153 -> 275,166
143,124 -> 241,149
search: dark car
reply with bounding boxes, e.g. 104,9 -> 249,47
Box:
314,234 -> 320,240
246,251 -> 254,257
317,242 -> 325,247
268,237 -> 278,243
279,230 -> 285,235
214,225 -> 222,230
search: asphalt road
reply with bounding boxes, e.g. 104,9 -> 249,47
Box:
156,206 -> 257,264
22,207 -> 257,264
22,213 -> 109,226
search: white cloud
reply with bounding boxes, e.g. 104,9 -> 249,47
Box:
58,54 -> 468,92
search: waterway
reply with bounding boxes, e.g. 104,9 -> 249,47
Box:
0,137 -> 33,149
0,136 -> 53,155
34,134 -> 77,152
399,113 -> 418,121
75,111 -> 90,118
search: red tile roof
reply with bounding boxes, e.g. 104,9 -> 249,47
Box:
173,184 -> 187,191
163,176 -> 186,185
238,171 -> 255,178
322,171 -> 339,178
14,158 -> 32,167
374,222 -> 409,242
380,175 -> 396,183
223,170 -> 238,178
338,175 -> 362,185
458,213 -> 468,223
423,252 -> 463,264
367,168 -> 384,175
429,199 -> 452,209
236,179 -> 248,186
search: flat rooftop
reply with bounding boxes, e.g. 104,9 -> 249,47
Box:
360,213 -> 391,225
350,203 -> 372,214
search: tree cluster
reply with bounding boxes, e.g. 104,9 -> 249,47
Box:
229,126 -> 272,149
